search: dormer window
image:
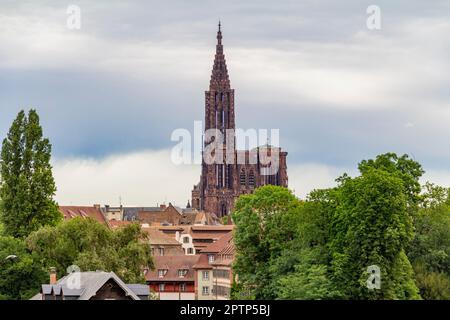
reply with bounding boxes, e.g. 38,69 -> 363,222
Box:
158,269 -> 167,278
178,269 -> 188,278
208,254 -> 215,263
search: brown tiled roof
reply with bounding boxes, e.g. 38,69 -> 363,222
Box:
156,226 -> 187,232
193,254 -> 213,270
142,228 -> 181,246
201,232 -> 233,254
191,225 -> 234,231
109,220 -> 133,229
145,255 -> 200,282
138,211 -> 178,225
59,206 -> 109,227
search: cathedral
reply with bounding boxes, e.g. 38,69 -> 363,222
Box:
191,23 -> 288,217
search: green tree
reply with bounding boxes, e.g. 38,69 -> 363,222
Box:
330,167 -> 420,299
358,153 -> 424,206
0,110 -> 61,238
276,248 -> 341,300
26,218 -> 153,283
0,236 -> 46,300
231,185 -> 301,299
408,183 -> 450,299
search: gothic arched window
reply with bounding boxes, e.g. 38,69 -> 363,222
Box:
217,164 -> 224,188
226,165 -> 233,189
221,203 -> 227,217
249,170 -> 255,188
240,169 -> 246,186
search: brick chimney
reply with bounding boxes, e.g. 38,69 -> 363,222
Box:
49,267 -> 57,284
160,204 -> 166,210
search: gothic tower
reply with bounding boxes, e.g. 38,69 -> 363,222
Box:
191,23 -> 289,218
201,22 -> 236,216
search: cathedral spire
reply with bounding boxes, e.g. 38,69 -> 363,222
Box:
210,21 -> 230,89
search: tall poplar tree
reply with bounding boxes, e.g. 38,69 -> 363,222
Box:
0,109 -> 61,238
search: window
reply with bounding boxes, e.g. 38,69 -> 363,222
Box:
208,255 -> 215,264
249,170 -> 255,187
187,248 -> 194,254
183,237 -> 190,244
220,203 -> 227,217
180,283 -> 186,292
213,285 -> 230,297
202,286 -> 209,295
178,269 -> 187,278
240,169 -> 246,186
217,164 -> 224,188
151,248 -> 155,256
225,164 -> 232,189
159,284 -> 165,292
158,269 -> 167,278
213,269 -> 230,279
202,271 -> 210,280
159,248 -> 165,256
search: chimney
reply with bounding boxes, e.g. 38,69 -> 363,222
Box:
94,204 -> 100,210
160,204 -> 166,210
50,267 -> 57,284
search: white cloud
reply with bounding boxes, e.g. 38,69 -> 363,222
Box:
52,149 -> 199,207
53,149 -> 357,205
422,170 -> 450,188
288,163 -> 356,199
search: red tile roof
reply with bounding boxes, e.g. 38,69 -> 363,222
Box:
191,225 -> 234,231
142,228 -> 181,246
201,232 -> 233,254
59,206 -> 109,227
109,220 -> 133,229
193,254 -> 213,270
145,255 -> 200,282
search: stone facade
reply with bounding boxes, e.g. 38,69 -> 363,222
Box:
192,24 -> 288,217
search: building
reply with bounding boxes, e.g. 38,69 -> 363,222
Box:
119,203 -> 219,226
189,225 -> 234,253
145,255 -> 198,300
59,205 -> 109,227
138,203 -> 183,226
193,232 -> 235,300
192,23 -> 288,217
142,227 -> 185,256
102,205 -> 124,221
31,270 -> 149,300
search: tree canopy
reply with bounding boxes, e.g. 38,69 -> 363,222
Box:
0,110 -> 61,238
26,218 -> 154,283
231,153 -> 448,300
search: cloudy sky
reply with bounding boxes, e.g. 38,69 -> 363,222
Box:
1,0 -> 449,206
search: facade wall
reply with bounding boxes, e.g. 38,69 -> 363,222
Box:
212,267 -> 232,300
196,269 -> 214,300
159,292 -> 195,300
149,282 -> 195,301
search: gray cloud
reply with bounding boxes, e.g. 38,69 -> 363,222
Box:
1,0 -> 450,201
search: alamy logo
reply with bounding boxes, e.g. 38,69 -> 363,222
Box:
171,121 -> 281,174
366,265 -> 381,290
66,5 -> 81,30
66,265 -> 82,289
